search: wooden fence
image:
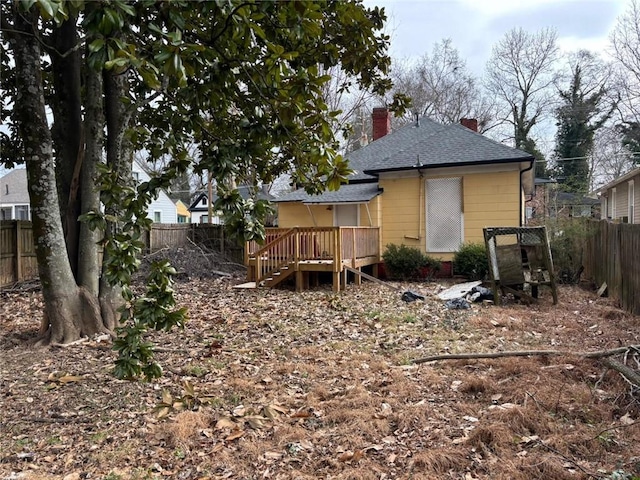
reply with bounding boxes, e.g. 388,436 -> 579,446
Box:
582,220 -> 640,315
0,222 -> 243,287
0,221 -> 39,287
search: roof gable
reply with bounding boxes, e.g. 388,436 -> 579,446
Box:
0,169 -> 30,204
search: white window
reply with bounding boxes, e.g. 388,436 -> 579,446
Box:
200,215 -> 209,224
426,177 -> 463,252
153,211 -> 162,223
0,207 -> 11,220
629,180 -> 635,224
15,205 -> 29,220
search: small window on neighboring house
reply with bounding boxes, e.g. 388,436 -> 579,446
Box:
201,197 -> 207,206
15,205 -> 29,220
153,211 -> 161,223
0,207 -> 11,219
200,215 -> 209,223
572,205 -> 591,217
177,215 -> 187,223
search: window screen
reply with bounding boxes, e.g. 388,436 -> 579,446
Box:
426,177 -> 462,252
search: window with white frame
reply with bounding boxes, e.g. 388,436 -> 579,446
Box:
426,177 -> 463,252
15,205 -> 29,220
0,207 -> 11,220
153,211 -> 161,223
629,180 -> 635,224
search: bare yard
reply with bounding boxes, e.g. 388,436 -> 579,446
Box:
1,277 -> 639,479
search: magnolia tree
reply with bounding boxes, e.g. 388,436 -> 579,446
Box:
1,0 -> 406,379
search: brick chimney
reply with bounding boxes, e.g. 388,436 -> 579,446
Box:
372,107 -> 391,140
460,118 -> 478,132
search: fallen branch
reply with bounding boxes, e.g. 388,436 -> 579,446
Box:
412,345 -> 640,365
601,358 -> 640,388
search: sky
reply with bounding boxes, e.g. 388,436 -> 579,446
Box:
365,0 -> 628,75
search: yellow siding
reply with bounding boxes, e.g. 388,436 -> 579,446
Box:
379,171 -> 521,261
277,203 -> 332,227
278,170 -> 521,262
175,200 -> 190,219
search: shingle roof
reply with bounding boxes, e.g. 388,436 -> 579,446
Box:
0,169 -> 30,204
556,192 -> 600,205
277,116 -> 534,204
275,183 -> 382,204
346,117 -> 533,180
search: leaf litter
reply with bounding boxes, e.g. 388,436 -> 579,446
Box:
0,277 -> 639,479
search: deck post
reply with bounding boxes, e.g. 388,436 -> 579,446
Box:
333,227 -> 341,292
355,267 -> 361,285
296,270 -> 303,292
342,267 -> 347,290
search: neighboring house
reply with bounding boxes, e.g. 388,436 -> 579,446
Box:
175,199 -> 191,223
0,169 -> 31,220
189,185 -> 276,224
275,109 -> 535,262
0,162 -> 177,224
596,166 -> 640,224
526,178 -> 599,223
132,161 -> 178,223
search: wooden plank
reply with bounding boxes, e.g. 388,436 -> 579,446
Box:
343,265 -> 400,292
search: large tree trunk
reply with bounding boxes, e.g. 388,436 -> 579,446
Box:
10,6 -> 110,344
77,34 -> 105,298
50,16 -> 83,277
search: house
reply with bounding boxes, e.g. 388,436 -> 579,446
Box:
0,162 -> 178,224
526,177 -> 600,224
175,199 -> 191,223
275,110 -> 534,262
0,169 -> 31,220
189,185 -> 276,224
244,110 -> 535,291
596,166 -> 639,224
131,160 -> 178,223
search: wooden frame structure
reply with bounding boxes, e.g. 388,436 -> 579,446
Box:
483,226 -> 558,305
245,227 -> 381,291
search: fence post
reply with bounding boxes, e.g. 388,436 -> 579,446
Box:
14,221 -> 22,282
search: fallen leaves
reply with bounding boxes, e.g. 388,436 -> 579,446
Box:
1,280 -> 638,479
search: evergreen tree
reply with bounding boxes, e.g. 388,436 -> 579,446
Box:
554,55 -> 615,193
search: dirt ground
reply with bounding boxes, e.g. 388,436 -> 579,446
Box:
1,274 -> 639,480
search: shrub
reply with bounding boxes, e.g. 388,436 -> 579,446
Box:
453,242 -> 489,280
382,244 -> 441,280
547,218 -> 592,284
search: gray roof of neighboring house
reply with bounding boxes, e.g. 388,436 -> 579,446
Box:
189,185 -> 276,211
345,117 -> 533,181
276,183 -> 382,204
0,169 -> 30,204
556,191 -> 600,205
594,166 -> 640,194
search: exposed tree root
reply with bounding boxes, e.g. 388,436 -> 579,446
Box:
33,287 -> 114,346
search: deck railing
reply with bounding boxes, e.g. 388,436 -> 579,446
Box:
246,226 -> 380,283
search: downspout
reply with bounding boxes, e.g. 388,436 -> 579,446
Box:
520,160 -> 535,227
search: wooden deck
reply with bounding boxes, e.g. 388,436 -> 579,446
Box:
245,227 -> 381,291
